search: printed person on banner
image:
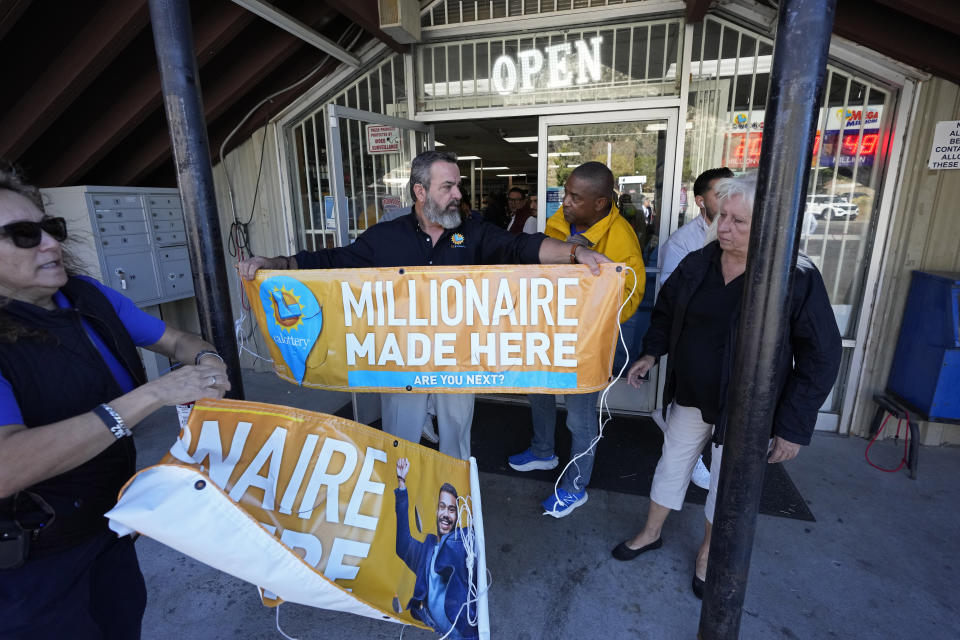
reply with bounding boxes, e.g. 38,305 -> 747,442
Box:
394,457 -> 477,639
0,168 -> 230,638
238,150 -> 611,460
655,167 -> 735,490
508,162 -> 645,517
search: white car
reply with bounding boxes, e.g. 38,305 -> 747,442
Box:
805,194 -> 859,220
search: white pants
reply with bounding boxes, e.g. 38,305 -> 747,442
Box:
649,403 -> 713,512
380,393 -> 475,460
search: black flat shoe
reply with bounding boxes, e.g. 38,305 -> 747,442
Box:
611,537 -> 663,561
692,575 -> 705,599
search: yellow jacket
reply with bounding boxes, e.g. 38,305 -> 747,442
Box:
545,204 -> 646,323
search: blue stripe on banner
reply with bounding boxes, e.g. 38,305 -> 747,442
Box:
347,370 -> 578,389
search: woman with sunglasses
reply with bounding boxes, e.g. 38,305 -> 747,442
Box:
0,169 -> 231,638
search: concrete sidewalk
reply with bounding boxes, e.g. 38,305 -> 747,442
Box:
134,371 -> 959,639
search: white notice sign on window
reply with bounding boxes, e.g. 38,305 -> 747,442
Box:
366,125 -> 401,154
928,120 -> 960,170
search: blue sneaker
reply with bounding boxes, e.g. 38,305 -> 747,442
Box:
508,448 -> 559,472
541,488 -> 588,518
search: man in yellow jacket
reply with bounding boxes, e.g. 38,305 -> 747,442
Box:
509,162 -> 646,517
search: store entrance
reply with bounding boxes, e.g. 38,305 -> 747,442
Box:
434,108 -> 679,415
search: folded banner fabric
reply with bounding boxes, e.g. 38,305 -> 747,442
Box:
242,263 -> 624,393
107,399 -> 487,638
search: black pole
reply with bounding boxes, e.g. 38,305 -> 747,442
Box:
698,0 -> 835,637
148,0 -> 244,399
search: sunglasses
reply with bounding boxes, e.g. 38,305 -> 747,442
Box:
0,217 -> 68,249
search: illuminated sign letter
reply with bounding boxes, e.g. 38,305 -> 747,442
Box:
492,55 -> 517,94
575,37 -> 603,84
518,49 -> 544,91
545,42 -> 573,88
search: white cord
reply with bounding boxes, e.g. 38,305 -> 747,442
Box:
235,270 -> 274,364
433,495 -> 491,640
275,603 -> 298,640
547,265 -> 639,507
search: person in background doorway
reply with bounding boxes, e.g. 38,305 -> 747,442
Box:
458,191 -> 482,223
612,174 -> 841,601
482,192 -> 509,229
522,189 -> 540,234
506,187 -> 533,234
238,151 -> 611,460
660,168 -> 734,285
509,162 -> 645,517
0,167 -> 230,638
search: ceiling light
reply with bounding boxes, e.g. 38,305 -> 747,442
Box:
435,141 -> 446,147
496,173 -> 526,177
503,135 -> 570,143
457,155 -> 482,160
475,166 -> 509,170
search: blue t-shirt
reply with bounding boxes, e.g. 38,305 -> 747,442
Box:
0,276 -> 166,426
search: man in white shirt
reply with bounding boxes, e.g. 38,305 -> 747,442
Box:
658,167 -> 734,286
655,167 -> 733,488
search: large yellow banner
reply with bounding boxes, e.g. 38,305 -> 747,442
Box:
243,263 -> 624,393
109,399 -> 483,637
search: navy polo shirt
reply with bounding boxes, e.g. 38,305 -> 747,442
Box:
294,211 -> 545,269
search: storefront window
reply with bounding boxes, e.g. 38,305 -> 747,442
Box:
683,17 -> 897,413
416,18 -> 682,112
289,55 -> 408,250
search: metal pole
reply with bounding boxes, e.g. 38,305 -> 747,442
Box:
698,0 -> 835,637
148,0 -> 245,399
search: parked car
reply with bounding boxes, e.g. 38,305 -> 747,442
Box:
805,194 -> 860,220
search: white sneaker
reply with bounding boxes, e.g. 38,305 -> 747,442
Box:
691,455 -> 710,490
421,414 -> 439,444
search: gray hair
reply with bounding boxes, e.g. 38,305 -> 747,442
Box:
713,173 -> 757,209
409,150 -> 459,200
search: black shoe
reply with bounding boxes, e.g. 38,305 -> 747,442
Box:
611,537 -> 663,561
692,575 -> 705,599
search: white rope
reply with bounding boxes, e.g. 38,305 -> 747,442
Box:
274,603 -> 298,640
432,495 -> 492,640
235,269 -> 274,364
547,265 -> 640,506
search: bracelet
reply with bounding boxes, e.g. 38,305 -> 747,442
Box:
93,403 -> 132,439
194,350 -> 225,366
569,244 -> 579,264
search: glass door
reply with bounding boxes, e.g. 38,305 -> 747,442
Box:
326,105 -> 434,247
536,109 -> 679,413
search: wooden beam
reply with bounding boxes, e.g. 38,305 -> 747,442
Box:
868,0 -> 960,35
685,0 -> 713,23
113,5 -> 333,185
39,3 -> 254,186
0,0 -> 149,160
0,0 -> 31,41
834,0 -> 960,84
325,0 -> 408,53
230,0 -> 360,65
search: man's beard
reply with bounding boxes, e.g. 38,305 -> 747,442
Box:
424,195 -> 462,229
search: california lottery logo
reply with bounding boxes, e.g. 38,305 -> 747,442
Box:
259,275 -> 322,384
451,232 -> 465,246
734,113 -> 747,126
